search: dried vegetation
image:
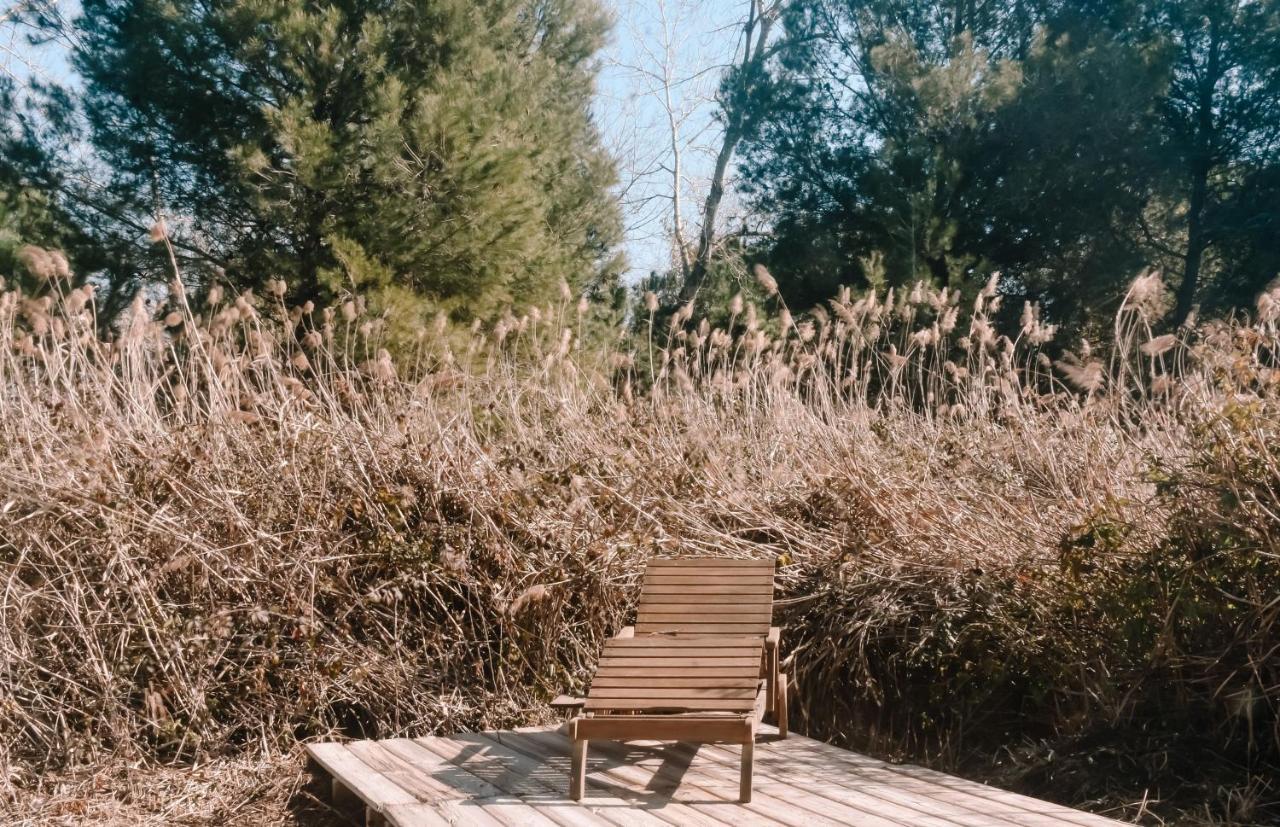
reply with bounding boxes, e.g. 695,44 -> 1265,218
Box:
1,254 -> 1278,824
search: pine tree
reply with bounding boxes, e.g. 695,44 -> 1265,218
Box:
73,0 -> 623,323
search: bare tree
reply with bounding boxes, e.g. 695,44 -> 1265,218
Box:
681,0 -> 780,302
600,0 -> 780,299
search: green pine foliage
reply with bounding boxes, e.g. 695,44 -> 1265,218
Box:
736,0 -> 1280,334
73,0 -> 623,324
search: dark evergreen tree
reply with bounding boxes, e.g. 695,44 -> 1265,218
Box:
72,0 -> 623,323
735,0 -> 1280,332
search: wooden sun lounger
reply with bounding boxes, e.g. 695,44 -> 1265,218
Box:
570,635 -> 767,803
632,556 -> 787,735
567,556 -> 785,804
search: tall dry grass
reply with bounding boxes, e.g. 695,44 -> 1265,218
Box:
1,253 -> 1278,823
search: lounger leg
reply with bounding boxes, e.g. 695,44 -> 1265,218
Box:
739,736 -> 754,803
777,672 -> 789,738
571,737 -> 588,801
764,639 -> 778,719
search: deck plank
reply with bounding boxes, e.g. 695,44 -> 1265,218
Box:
306,724 -> 1127,827
767,734 -> 1122,827
576,732 -> 906,827
513,728 -> 775,826
305,741 -> 419,812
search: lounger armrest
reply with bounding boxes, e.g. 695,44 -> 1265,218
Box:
551,694 -> 586,710
613,626 -> 635,639
765,627 -> 780,649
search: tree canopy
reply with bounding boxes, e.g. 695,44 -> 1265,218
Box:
67,0 -> 622,322
736,0 -> 1280,332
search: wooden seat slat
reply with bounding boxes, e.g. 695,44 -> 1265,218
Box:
589,687 -> 758,699
594,668 -> 761,680
590,676 -> 760,688
638,613 -> 772,624
647,558 -> 774,568
597,655 -> 760,669
638,602 -> 773,612
584,698 -> 757,712
605,635 -> 761,647
638,592 -> 771,604
633,624 -> 770,636
645,573 -> 773,586
599,645 -> 758,656
640,584 -> 773,595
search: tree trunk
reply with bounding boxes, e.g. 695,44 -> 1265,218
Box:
1177,162 -> 1209,324
926,253 -> 950,288
680,123 -> 743,303
1176,13 -> 1222,326
678,0 -> 774,303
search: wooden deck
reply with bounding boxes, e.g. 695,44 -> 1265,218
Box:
306,723 -> 1127,826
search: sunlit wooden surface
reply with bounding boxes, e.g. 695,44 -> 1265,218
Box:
306,723 -> 1127,826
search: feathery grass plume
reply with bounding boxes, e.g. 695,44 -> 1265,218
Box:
1140,334 -> 1177,358
1125,269 -> 1170,321
16,245 -> 58,281
644,291 -> 659,314
753,263 -> 778,296
1055,353 -> 1105,393
148,219 -> 168,243
1258,284 -> 1280,324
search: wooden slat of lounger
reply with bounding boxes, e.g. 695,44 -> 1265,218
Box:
633,624 -> 770,636
637,606 -> 768,619
638,592 -> 771,605
590,687 -> 759,699
586,698 -> 759,713
597,656 -> 760,668
594,669 -> 761,681
592,676 -> 760,688
575,713 -> 754,737
595,660 -> 761,672
645,563 -> 775,572
640,584 -> 773,595
638,612 -> 772,624
607,636 -> 764,648
645,573 -> 773,586
645,563 -> 773,570
588,637 -> 764,714
601,641 -> 760,652
600,645 -> 758,656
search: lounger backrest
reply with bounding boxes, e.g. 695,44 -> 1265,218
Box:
635,557 -> 775,637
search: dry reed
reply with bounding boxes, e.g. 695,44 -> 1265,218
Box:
1,255 -> 1277,824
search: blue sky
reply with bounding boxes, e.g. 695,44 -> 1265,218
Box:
595,0 -> 748,282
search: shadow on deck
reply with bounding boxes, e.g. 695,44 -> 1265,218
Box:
305,723 -> 1126,826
